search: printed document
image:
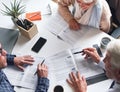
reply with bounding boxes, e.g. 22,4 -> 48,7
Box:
45,47 -> 104,92
46,13 -> 99,45
3,56 -> 44,90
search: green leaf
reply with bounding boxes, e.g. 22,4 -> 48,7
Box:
1,0 -> 25,18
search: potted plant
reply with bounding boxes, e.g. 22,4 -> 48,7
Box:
1,0 -> 38,39
1,0 -> 25,24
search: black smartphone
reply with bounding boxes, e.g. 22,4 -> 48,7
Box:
31,37 -> 47,53
93,44 -> 103,57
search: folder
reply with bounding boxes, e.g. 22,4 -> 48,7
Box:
26,12 -> 41,21
0,27 -> 19,53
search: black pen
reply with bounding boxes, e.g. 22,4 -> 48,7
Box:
73,50 -> 84,54
34,59 -> 45,75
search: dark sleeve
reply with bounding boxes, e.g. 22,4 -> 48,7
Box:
35,77 -> 49,92
6,54 -> 16,65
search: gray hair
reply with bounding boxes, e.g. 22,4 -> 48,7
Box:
107,39 -> 120,69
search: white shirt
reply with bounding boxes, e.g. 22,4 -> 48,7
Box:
98,61 -> 120,92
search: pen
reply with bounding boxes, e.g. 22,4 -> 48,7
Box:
73,50 -> 84,54
28,13 -> 40,19
34,59 -> 45,75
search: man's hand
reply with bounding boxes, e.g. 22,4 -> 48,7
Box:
82,48 -> 101,63
37,64 -> 48,78
14,55 -> 34,71
68,19 -> 80,30
67,72 -> 87,92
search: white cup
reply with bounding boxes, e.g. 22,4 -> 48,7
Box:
100,37 -> 111,49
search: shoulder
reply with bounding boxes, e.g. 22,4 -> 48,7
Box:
100,0 -> 111,17
58,0 -> 75,6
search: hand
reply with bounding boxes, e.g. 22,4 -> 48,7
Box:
82,48 -> 101,63
37,64 -> 48,78
68,19 -> 80,30
67,72 -> 87,92
14,55 -> 34,71
2,49 -> 7,56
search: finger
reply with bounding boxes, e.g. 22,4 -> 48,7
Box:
84,48 -> 95,51
2,49 -> 7,55
23,58 -> 34,62
23,55 -> 34,60
23,55 -> 33,58
44,64 -> 48,69
84,54 -> 90,59
82,76 -> 86,82
82,76 -> 87,85
38,63 -> 41,69
77,72 -> 82,81
71,72 -> 77,81
18,65 -> 24,71
66,79 -> 73,86
23,60 -> 33,65
42,64 -> 45,68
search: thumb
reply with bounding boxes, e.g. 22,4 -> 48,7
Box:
17,65 -> 24,71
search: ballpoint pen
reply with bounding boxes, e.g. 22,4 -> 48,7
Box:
73,50 -> 84,54
34,59 -> 45,75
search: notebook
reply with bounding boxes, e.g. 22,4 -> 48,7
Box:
0,27 -> 19,53
26,11 -> 41,21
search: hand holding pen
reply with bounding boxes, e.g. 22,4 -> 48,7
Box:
34,59 -> 45,75
34,59 -> 48,78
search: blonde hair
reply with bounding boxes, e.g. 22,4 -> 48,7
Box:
107,39 -> 120,69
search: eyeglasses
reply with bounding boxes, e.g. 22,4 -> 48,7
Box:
0,48 -> 2,55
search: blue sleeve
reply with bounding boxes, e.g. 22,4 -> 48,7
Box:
35,77 -> 49,92
6,54 -> 16,65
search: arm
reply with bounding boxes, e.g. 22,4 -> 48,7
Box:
100,1 -> 111,33
58,0 -> 80,30
36,77 -> 49,92
7,54 -> 34,71
35,64 -> 49,92
6,54 -> 16,65
58,0 -> 75,22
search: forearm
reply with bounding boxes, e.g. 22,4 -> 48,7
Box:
6,54 -> 16,65
100,1 -> 111,33
35,77 -> 49,92
58,0 -> 74,22
100,17 -> 111,33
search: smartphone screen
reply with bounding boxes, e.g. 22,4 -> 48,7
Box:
31,37 -> 47,53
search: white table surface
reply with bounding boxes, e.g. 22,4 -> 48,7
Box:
0,0 -> 114,92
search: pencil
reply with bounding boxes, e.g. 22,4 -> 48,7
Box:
34,59 -> 45,75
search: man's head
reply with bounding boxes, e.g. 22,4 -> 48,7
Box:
0,43 -> 7,69
103,39 -> 120,82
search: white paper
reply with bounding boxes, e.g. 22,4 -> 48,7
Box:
3,56 -> 44,90
45,47 -> 104,92
46,13 -> 98,45
46,12 -> 68,35
71,47 -> 104,78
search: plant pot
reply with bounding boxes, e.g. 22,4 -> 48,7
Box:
16,19 -> 38,39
